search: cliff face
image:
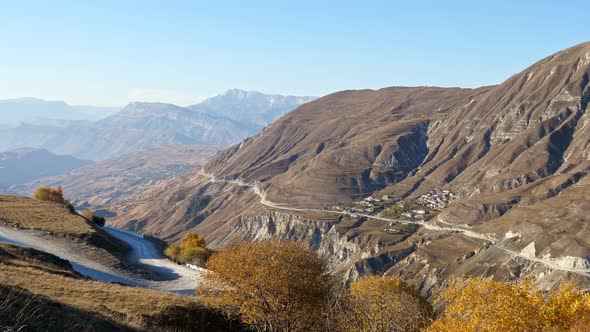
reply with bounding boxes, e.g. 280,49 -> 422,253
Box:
111,42 -> 590,293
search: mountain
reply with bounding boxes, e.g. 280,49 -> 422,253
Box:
100,102 -> 257,146
0,148 -> 91,189
110,42 -> 590,293
8,144 -> 220,211
0,91 -> 314,161
0,98 -> 117,125
188,89 -> 317,127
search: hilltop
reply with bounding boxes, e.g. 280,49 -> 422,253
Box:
0,194 -> 128,266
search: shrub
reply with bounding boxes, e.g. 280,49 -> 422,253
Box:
164,244 -> 181,261
91,215 -> 106,227
164,232 -> 210,265
32,185 -> 76,214
428,277 -> 590,332
345,275 -> 433,332
32,186 -> 69,205
198,239 -> 332,331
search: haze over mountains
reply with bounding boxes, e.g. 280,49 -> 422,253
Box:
0,148 -> 91,189
0,98 -> 118,125
110,42 -> 590,292
0,90 -> 316,160
9,145 -> 220,211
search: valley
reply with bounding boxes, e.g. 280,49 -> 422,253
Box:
198,170 -> 590,277
0,148 -> 91,190
110,42 -> 590,297
5,3 -> 590,330
7,144 -> 221,211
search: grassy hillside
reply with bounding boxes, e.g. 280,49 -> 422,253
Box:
0,243 -> 239,331
0,194 -> 129,261
0,194 -> 94,236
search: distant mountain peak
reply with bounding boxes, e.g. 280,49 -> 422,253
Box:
188,90 -> 317,126
0,97 -> 68,106
221,89 -> 258,98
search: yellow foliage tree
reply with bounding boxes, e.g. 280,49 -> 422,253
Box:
164,232 -> 210,265
428,277 -> 590,332
346,275 -> 433,332
32,185 -> 74,213
543,281 -> 590,331
198,239 -> 332,331
164,244 -> 181,261
32,185 -> 68,205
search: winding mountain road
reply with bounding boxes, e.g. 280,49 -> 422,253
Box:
0,225 -> 201,294
200,171 -> 590,276
103,227 -> 200,294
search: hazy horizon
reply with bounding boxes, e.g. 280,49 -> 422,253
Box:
2,1 -> 589,107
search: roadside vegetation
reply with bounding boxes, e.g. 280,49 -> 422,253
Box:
32,185 -> 75,213
198,239 -> 433,331
428,277 -> 590,332
164,232 -> 211,266
197,239 -> 590,332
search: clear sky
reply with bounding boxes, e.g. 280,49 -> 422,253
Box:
1,0 -> 589,107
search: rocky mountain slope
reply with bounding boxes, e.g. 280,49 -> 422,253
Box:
0,90 -> 313,160
0,148 -> 91,189
8,145 -> 220,211
111,42 -> 590,293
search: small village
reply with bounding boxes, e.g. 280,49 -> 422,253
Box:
327,188 -> 456,234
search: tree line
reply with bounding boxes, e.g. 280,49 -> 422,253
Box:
196,239 -> 590,332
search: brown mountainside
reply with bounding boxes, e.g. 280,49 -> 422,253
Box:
111,42 -> 590,292
9,145 -> 220,211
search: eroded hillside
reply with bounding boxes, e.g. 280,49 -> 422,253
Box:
110,42 -> 590,294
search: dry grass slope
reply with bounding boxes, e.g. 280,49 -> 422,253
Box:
0,194 -> 93,236
0,243 -> 240,331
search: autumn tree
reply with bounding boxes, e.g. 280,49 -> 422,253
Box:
32,186 -> 75,213
164,245 -> 181,261
345,275 -> 433,332
164,232 -> 210,265
198,239 -> 332,331
33,186 -> 67,204
428,277 -> 590,332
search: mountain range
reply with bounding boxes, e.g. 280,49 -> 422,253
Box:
8,145 -> 220,211
109,42 -> 590,292
0,98 -> 118,125
0,91 -> 316,160
0,148 -> 91,189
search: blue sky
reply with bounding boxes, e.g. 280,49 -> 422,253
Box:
1,0 -> 589,106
